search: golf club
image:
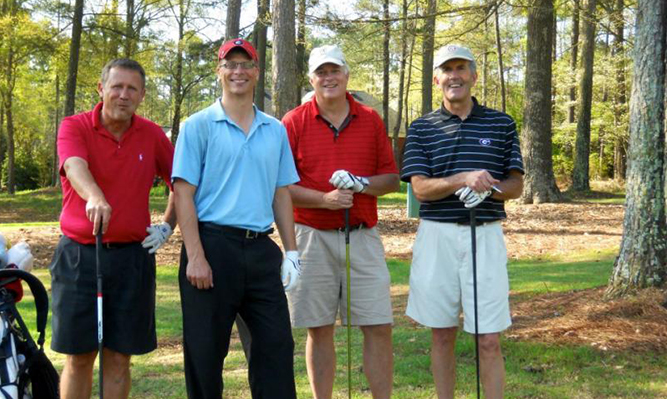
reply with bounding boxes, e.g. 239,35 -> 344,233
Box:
345,208 -> 352,399
95,230 -> 104,399
470,208 -> 481,399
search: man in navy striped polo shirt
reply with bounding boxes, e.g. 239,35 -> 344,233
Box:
401,44 -> 524,399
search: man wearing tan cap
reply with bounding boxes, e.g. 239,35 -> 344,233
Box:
401,44 -> 524,399
172,38 -> 301,399
282,44 -> 399,399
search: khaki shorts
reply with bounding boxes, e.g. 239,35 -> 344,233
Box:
287,223 -> 393,328
406,219 -> 511,334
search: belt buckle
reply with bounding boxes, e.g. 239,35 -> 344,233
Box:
245,230 -> 259,239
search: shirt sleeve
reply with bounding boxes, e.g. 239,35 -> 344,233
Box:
172,117 -> 205,187
276,124 -> 300,187
373,113 -> 399,175
400,119 -> 432,182
504,118 -> 525,175
57,117 -> 88,176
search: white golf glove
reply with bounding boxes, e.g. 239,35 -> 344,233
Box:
7,242 -> 34,272
142,222 -> 173,254
281,250 -> 302,291
455,186 -> 492,208
329,170 -> 369,193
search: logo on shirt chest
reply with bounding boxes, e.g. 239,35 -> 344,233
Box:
479,138 -> 491,146
139,153 -> 143,161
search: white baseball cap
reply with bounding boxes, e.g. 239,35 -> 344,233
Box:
308,45 -> 347,74
434,44 -> 475,69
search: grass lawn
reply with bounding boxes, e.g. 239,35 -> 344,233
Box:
15,250 -> 666,399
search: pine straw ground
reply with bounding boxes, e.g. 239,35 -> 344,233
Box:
3,200 -> 667,353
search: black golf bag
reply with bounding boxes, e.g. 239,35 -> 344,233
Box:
0,269 -> 59,399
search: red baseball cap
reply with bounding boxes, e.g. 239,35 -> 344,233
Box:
218,38 -> 259,62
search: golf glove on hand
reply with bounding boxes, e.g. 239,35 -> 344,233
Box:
281,250 -> 302,291
142,222 -> 173,254
329,170 -> 369,193
6,242 -> 33,272
455,186 -> 492,208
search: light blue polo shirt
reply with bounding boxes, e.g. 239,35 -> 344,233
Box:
172,99 -> 299,232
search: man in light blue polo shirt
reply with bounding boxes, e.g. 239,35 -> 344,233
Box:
172,38 -> 301,399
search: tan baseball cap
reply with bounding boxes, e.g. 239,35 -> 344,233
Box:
308,45 -> 347,74
434,44 -> 475,69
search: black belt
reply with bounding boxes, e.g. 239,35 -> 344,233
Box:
455,219 -> 497,227
91,241 -> 138,250
200,222 -> 274,239
336,224 -> 365,232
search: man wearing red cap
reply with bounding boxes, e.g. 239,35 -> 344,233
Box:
172,38 -> 300,399
51,58 -> 176,399
282,44 -> 399,399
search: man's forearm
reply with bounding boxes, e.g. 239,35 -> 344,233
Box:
63,157 -> 105,202
491,170 -> 524,201
273,186 -> 297,252
287,184 -> 327,209
411,173 -> 467,202
163,191 -> 177,229
363,173 -> 400,197
174,181 -> 205,261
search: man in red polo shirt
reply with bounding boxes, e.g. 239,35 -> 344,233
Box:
50,58 -> 176,399
282,45 -> 399,399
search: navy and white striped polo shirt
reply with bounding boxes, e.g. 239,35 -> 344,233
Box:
400,98 -> 524,223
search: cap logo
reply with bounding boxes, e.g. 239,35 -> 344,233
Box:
447,45 -> 459,52
234,40 -> 243,45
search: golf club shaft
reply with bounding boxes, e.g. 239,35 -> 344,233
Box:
345,208 -> 352,399
470,208 -> 480,399
96,230 -> 104,399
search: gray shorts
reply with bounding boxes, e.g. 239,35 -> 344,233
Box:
49,235 -> 157,355
287,224 -> 393,328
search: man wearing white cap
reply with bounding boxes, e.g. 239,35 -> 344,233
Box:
401,44 -> 524,398
282,45 -> 399,399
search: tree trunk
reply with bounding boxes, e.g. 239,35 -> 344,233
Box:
5,97 -> 15,194
612,0 -> 627,181
170,0 -> 186,146
571,0 -> 596,191
521,0 -> 561,204
569,0 -> 580,123
253,0 -> 270,111
392,0 -> 409,166
0,104 -> 4,191
295,0 -> 306,103
271,0 -> 297,119
225,0 -> 242,40
382,0 -> 389,134
52,74 -> 60,186
124,0 -> 135,58
494,5 -> 506,113
64,0 -> 84,117
482,6 -> 490,106
421,0 -> 436,115
606,0 -> 667,298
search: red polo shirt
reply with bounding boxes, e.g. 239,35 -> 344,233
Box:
282,93 -> 398,230
58,102 -> 174,244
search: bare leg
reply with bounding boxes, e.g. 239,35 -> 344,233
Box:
478,333 -> 505,399
60,352 -> 97,399
305,325 -> 336,399
101,349 -> 132,399
360,324 -> 393,399
431,327 -> 458,399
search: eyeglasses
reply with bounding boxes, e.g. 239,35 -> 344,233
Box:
221,61 -> 257,70
314,68 -> 343,78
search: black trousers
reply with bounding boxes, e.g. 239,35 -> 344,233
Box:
179,223 -> 296,399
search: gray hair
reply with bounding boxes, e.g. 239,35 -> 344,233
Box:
436,59 -> 477,75
101,59 -> 146,87
309,63 -> 350,80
